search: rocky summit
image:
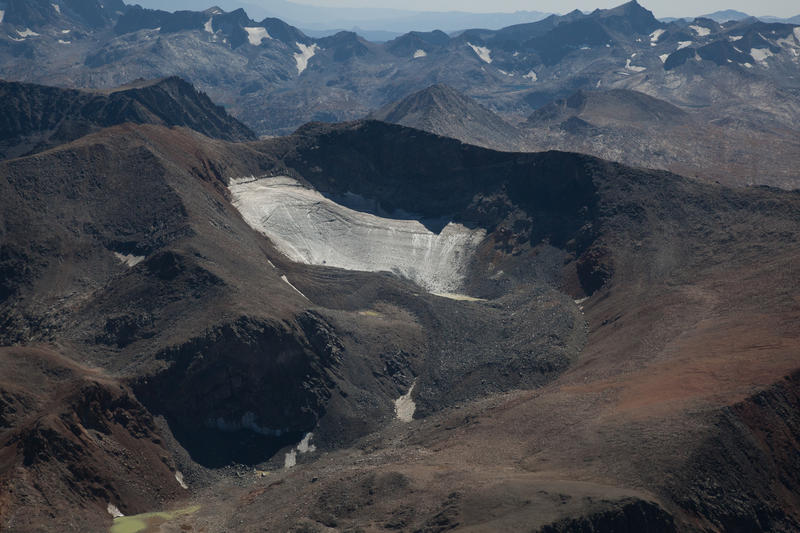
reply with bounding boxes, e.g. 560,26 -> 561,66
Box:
0,0 -> 799,532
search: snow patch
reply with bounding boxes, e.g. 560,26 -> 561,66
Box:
244,26 -> 271,46
395,381 -> 416,422
0,10 -> 4,23
229,177 -> 486,294
293,42 -> 318,74
795,27 -> 800,42
61,29 -> 70,33
52,3 -> 60,13
729,35 -> 743,41
413,49 -> 427,58
497,69 -> 512,76
625,59 -> 646,72
743,62 -> 753,68
281,275 -> 309,301
17,28 -> 40,37
284,433 -> 315,469
677,41 -> 692,50
114,252 -> 144,267
284,449 -> 296,468
107,503 -> 124,518
467,42 -> 492,63
659,53 -> 669,63
296,432 -> 316,454
650,29 -> 665,43
58,39 -> 70,44
523,70 -> 538,81
689,25 -> 710,37
204,17 -> 214,34
175,472 -> 188,490
750,48 -> 773,63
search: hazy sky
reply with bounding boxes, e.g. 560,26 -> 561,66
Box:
290,0 -> 799,18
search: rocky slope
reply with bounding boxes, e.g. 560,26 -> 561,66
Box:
1,113 -> 799,531
0,76 -> 255,159
368,84 -> 523,151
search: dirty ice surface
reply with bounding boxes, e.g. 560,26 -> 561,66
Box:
229,177 -> 486,294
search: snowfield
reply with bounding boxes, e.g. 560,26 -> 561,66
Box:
293,42 -> 318,74
413,49 -> 427,58
625,59 -> 646,72
467,43 -> 492,63
750,48 -> 773,63
689,25 -> 710,37
244,27 -> 271,46
229,177 -> 486,293
650,29 -> 665,43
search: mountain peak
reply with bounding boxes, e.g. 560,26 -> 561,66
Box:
368,84 -> 521,150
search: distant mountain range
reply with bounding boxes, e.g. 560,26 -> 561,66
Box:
371,84 -> 800,189
2,0 -> 798,143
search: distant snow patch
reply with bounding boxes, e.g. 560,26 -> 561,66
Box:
750,48 -> 773,63
244,26 -> 271,46
729,35 -> 743,41
743,62 -> 753,68
0,10 -> 4,23
58,39 -> 70,44
677,41 -> 692,50
467,42 -> 492,63
513,51 -> 519,56
497,68 -> 513,76
114,252 -> 144,267
413,49 -> 427,58
17,28 -> 39,37
689,25 -> 710,37
395,381 -> 416,422
175,472 -> 188,490
795,27 -> 800,42
281,275 -> 309,301
61,29 -> 70,33
284,433 -> 315,469
204,17 -> 213,34
523,70 -> 538,81
52,3 -> 60,13
625,59 -> 646,72
650,28 -> 665,43
659,53 -> 669,63
293,42 -> 318,74
107,503 -> 124,518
